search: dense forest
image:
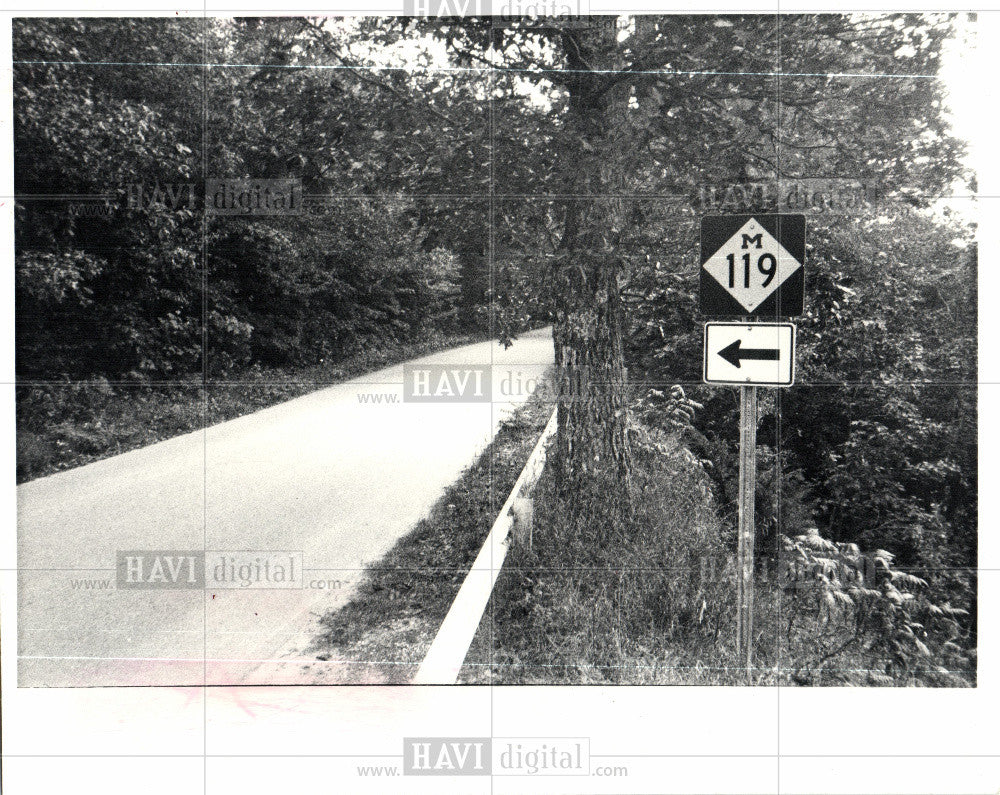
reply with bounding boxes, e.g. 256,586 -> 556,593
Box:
15,15 -> 977,684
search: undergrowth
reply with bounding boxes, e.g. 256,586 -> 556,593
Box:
474,387 -> 975,686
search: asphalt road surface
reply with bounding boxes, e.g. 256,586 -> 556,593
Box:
18,328 -> 554,686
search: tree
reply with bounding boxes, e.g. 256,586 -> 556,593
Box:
432,14 -> 967,523
14,18 -> 209,378
17,15 -> 969,512
14,18 -> 488,379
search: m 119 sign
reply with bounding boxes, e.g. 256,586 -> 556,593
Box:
697,213 -> 806,680
699,214 -> 805,317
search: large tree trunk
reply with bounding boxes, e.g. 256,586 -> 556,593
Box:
552,239 -> 631,489
551,19 -> 633,525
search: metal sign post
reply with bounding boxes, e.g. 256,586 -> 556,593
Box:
736,384 -> 757,676
699,214 -> 806,680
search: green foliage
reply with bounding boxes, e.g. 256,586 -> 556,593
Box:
780,215 -> 977,625
625,206 -> 977,662
780,528 -> 972,685
16,329 -> 485,482
14,18 -> 488,382
16,378 -> 203,482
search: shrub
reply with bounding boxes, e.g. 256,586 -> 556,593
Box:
780,528 -> 973,685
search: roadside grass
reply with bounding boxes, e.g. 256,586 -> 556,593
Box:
310,382 -> 556,683
307,395 -> 801,686
304,379 -> 970,687
467,417 -> 975,687
464,423 -> 765,685
16,330 -> 487,482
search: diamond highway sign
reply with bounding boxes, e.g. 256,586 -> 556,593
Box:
700,214 -> 805,317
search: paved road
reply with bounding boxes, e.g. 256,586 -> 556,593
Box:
18,329 -> 554,686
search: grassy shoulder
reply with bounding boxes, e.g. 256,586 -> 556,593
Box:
311,384 -> 972,687
463,423 -> 753,685
309,384 -> 557,683
16,330 -> 488,483
464,417 -> 974,687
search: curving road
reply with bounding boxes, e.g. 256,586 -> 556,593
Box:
18,328 -> 554,686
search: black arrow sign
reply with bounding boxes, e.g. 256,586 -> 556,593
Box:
718,339 -> 780,368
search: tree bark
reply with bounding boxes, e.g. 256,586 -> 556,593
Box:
551,18 -> 633,525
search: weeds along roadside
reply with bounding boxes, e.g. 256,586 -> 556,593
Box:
481,388 -> 974,687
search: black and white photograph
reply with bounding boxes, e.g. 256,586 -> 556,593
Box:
0,4 -> 992,794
